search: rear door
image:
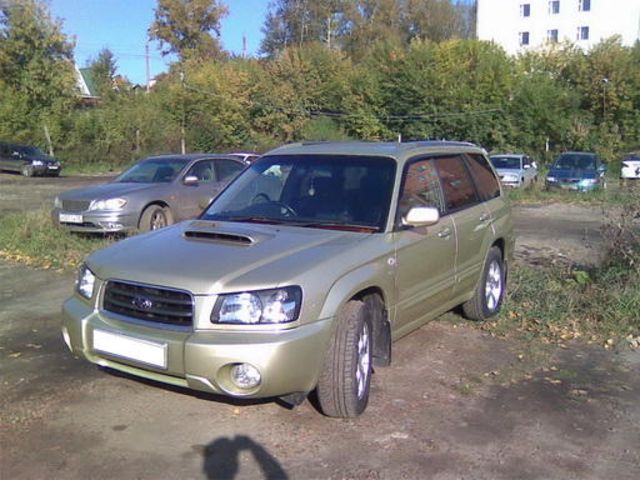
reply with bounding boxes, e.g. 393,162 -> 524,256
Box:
393,157 -> 456,336
433,155 -> 494,297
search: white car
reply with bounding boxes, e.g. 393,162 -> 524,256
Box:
621,156 -> 640,181
490,154 -> 538,188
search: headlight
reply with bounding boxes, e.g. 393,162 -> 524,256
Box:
31,160 -> 44,166
89,198 -> 127,210
76,264 -> 96,299
212,287 -> 302,325
579,178 -> 598,185
546,176 -> 557,183
54,196 -> 62,209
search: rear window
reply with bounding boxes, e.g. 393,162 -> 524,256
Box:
433,155 -> 479,212
466,154 -> 501,201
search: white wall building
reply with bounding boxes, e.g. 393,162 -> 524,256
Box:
477,0 -> 640,55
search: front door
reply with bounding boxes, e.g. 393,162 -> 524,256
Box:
393,157 -> 456,338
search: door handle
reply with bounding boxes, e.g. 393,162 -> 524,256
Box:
437,227 -> 451,239
479,213 -> 492,223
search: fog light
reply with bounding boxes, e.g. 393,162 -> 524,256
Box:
230,363 -> 261,389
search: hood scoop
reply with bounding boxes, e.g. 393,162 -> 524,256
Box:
183,230 -> 254,245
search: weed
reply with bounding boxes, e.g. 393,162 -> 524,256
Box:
0,209 -> 114,271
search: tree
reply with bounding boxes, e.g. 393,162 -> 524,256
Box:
149,0 -> 229,62
87,48 -> 117,97
0,0 -> 75,143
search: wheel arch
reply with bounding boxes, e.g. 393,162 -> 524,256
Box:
138,200 -> 173,226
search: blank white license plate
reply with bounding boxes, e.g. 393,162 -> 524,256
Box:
47,165 -> 59,169
93,329 -> 167,369
59,213 -> 83,223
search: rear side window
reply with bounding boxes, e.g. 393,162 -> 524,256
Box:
216,159 -> 244,181
466,154 -> 501,201
397,159 -> 445,223
433,155 -> 479,212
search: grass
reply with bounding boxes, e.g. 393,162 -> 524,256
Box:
0,209 -> 115,271
61,162 -> 122,176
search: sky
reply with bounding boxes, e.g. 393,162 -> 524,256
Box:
48,0 -> 270,85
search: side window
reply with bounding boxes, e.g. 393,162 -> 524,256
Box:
434,155 -> 479,212
216,159 -> 244,182
465,154 -> 501,201
186,160 -> 215,183
397,159 -> 445,223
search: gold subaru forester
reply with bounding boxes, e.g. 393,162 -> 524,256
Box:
62,141 -> 514,417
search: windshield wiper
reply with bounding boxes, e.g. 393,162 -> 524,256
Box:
219,215 -> 290,225
297,222 -> 380,233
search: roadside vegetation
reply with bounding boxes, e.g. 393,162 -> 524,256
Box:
490,187 -> 640,348
0,210 -> 114,271
2,1 -> 640,171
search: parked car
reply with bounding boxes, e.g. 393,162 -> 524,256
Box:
53,154 -> 245,233
229,152 -> 260,164
62,141 -> 514,418
0,142 -> 62,177
545,151 -> 607,191
620,155 -> 640,183
490,153 -> 538,188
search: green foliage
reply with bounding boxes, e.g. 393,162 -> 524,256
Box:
149,0 -> 228,61
0,0 -> 75,146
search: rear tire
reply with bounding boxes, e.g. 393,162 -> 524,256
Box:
317,300 -> 373,418
139,205 -> 172,232
462,247 -> 505,321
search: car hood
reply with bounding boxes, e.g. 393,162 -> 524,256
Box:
58,182 -> 159,201
495,168 -> 524,177
547,168 -> 597,180
87,220 -> 375,295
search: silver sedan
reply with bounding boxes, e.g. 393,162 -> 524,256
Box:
490,154 -> 538,188
52,154 -> 245,233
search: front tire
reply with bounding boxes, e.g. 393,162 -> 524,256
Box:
138,205 -> 172,232
462,247 -> 505,321
317,300 -> 373,418
21,165 -> 33,177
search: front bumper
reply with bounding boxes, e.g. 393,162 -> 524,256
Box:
32,164 -> 61,175
545,180 -> 599,192
62,296 -> 334,398
52,208 -> 138,233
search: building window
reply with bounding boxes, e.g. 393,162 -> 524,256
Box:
577,26 -> 589,40
579,0 -> 591,11
547,29 -> 559,42
520,3 -> 531,17
519,31 -> 530,45
548,0 -> 560,14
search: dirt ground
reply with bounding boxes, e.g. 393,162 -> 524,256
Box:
1,172 -> 638,479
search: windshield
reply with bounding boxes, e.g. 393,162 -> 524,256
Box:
115,157 -> 190,183
202,154 -> 397,232
491,156 -> 521,170
15,145 -> 45,156
554,154 -> 596,170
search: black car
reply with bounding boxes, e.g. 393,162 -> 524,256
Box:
0,142 -> 62,177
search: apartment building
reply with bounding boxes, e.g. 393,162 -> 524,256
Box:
476,0 -> 640,54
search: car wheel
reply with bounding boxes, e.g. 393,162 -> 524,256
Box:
21,165 -> 33,177
139,205 -> 172,232
317,299 -> 373,418
462,246 -> 505,321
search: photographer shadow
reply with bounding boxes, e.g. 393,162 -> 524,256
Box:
203,435 -> 288,480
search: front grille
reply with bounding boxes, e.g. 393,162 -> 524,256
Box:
103,280 -> 194,327
62,199 -> 91,212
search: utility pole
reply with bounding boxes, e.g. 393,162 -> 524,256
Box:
242,32 -> 247,58
145,42 -> 151,93
180,71 -> 186,155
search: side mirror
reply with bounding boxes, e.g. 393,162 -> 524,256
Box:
183,175 -> 199,186
402,206 -> 440,228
